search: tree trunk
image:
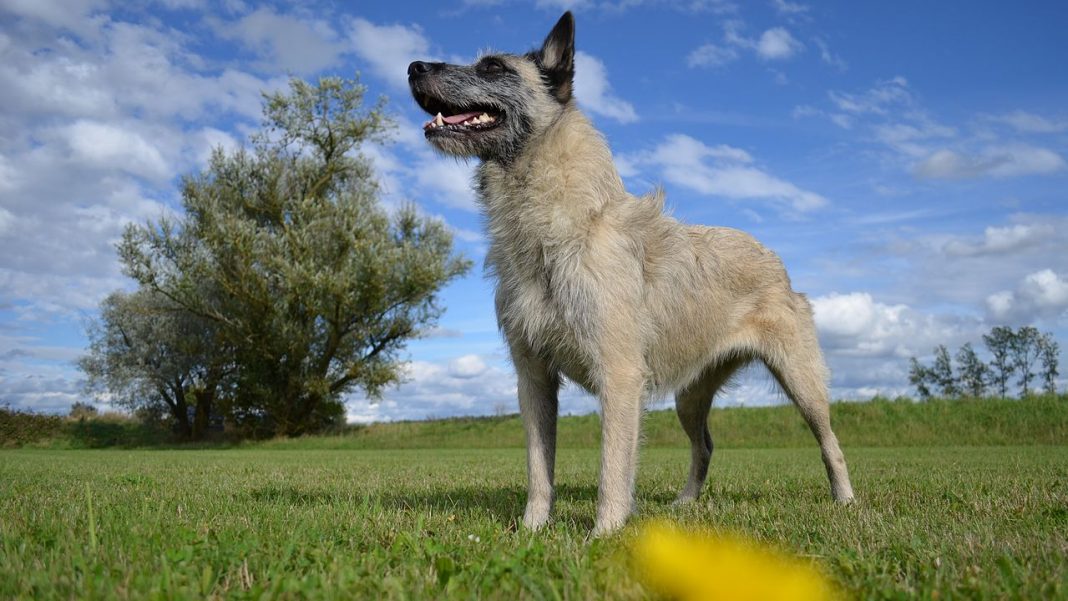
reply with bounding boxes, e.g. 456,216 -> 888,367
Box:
192,388 -> 214,441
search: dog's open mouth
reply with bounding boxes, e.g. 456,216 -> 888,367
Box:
414,93 -> 503,135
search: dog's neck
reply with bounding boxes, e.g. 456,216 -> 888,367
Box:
477,107 -> 626,219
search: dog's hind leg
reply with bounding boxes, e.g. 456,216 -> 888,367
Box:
757,299 -> 855,504
512,343 -> 561,531
674,357 -> 748,504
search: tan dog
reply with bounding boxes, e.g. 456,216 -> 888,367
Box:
408,11 -> 854,535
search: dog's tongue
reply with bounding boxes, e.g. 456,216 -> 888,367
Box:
442,111 -> 482,124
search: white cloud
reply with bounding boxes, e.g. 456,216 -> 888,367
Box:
688,23 -> 802,68
828,76 -> 911,116
805,291 -> 987,400
771,0 -> 809,15
61,120 -> 171,181
215,7 -> 344,74
1,0 -> 109,38
816,78 -> 1067,182
449,354 -> 488,378
348,18 -> 434,90
535,0 -> 592,9
624,134 -> 828,212
942,223 -> 1055,257
414,160 -> 479,211
343,354 -> 519,422
987,110 -> 1068,134
687,43 -> 739,68
0,5 -> 291,414
876,215 -> 1068,317
987,269 -> 1068,323
755,27 -> 803,60
812,292 -> 974,359
914,145 -> 1066,180
0,207 -> 13,236
813,37 -> 847,70
574,52 -> 639,124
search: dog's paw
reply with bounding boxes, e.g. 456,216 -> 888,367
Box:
521,503 -> 552,531
671,493 -> 699,507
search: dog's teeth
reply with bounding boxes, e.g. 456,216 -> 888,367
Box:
435,113 -> 444,126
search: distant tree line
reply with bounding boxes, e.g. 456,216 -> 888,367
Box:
908,326 -> 1060,400
79,77 -> 470,440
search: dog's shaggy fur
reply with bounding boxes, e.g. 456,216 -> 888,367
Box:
409,12 -> 854,535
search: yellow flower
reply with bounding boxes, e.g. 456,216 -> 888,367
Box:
632,521 -> 843,601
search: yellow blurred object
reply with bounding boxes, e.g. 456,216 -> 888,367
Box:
632,521 -> 843,601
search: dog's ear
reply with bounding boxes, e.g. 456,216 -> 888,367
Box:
537,11 -> 575,103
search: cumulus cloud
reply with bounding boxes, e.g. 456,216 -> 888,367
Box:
0,7 -> 292,412
1,0 -> 109,38
213,7 -> 345,74
942,223 -> 1055,257
343,354 -> 517,422
986,269 -> 1068,323
348,18 -> 434,90
574,52 -> 639,124
623,133 -> 828,212
61,120 -> 172,181
873,215 -> 1068,319
809,292 -> 987,399
688,22 -> 802,69
755,27 -> 803,60
812,292 -> 970,359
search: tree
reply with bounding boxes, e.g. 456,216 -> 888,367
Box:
79,290 -> 231,440
118,77 -> 471,436
1038,332 -> 1060,394
955,343 -> 989,398
983,326 -> 1016,398
930,345 -> 958,397
69,402 -> 98,420
908,357 -> 933,400
1011,326 -> 1043,396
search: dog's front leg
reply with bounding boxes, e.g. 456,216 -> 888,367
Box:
593,361 -> 644,536
511,343 -> 561,531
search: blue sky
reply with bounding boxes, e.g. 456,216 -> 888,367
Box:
1,0 -> 1066,421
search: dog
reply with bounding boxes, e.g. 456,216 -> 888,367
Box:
408,11 -> 854,535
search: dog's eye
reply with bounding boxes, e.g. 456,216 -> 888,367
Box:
478,58 -> 507,75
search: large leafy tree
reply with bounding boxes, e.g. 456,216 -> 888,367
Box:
119,77 -> 471,436
80,290 -> 231,440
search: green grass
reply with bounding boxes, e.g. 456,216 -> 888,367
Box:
2,445 -> 1066,599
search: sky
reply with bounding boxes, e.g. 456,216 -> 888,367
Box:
1,0 -> 1066,422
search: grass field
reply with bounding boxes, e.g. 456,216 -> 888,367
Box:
2,442 -> 1067,599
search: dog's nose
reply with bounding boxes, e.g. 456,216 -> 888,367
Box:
408,61 -> 432,78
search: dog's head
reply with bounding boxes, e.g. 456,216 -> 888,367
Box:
408,12 -> 575,162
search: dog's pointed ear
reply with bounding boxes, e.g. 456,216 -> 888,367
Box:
537,11 -> 575,103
